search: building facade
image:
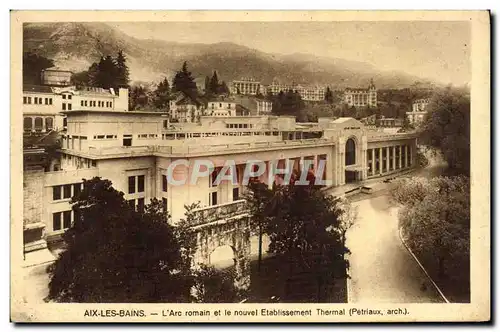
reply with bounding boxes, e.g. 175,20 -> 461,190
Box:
230,78 -> 263,95
207,100 -> 238,117
23,85 -> 129,134
406,98 -> 430,126
343,79 -> 377,107
169,92 -> 205,123
24,111 -> 417,244
266,82 -> 325,102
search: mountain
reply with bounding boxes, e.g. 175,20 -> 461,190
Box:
23,22 -> 431,89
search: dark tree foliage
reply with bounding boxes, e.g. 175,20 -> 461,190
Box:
115,50 -> 130,88
70,70 -> 90,88
245,172 -> 349,302
129,85 -> 150,110
152,77 -> 172,109
192,264 -> 238,303
270,90 -> 305,117
420,87 -> 470,175
46,177 -> 191,303
23,52 -> 54,85
219,81 -> 230,95
325,86 -> 334,103
172,62 -> 198,98
77,50 -> 130,89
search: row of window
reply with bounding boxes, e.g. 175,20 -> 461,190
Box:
23,96 -> 53,105
138,134 -> 158,139
23,117 -> 53,132
61,94 -> 72,100
61,103 -> 72,111
208,187 -> 240,207
80,100 -> 113,108
53,183 -> 83,201
225,124 -> 254,129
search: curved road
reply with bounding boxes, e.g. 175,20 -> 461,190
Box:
346,149 -> 447,303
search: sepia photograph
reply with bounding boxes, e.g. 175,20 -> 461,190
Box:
10,10 -> 490,323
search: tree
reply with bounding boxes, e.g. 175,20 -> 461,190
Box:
204,76 -> 210,93
70,70 -> 90,88
420,87 -> 470,175
208,70 -> 219,96
46,177 -> 191,302
95,56 -> 118,89
219,81 -> 230,95
391,176 -> 470,302
172,61 -> 198,98
271,90 -> 305,117
246,172 -> 349,302
115,50 -> 130,88
152,77 -> 172,109
191,264 -> 238,303
129,85 -> 149,110
325,86 -> 334,103
23,52 -> 54,85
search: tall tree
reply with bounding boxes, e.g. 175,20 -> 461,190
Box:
246,172 -> 349,302
115,50 -> 130,88
46,178 -> 191,303
204,76 -> 210,93
209,70 -> 219,95
420,87 -> 470,175
325,86 -> 334,103
172,61 -> 198,98
129,85 -> 149,110
23,52 -> 54,85
219,81 -> 230,95
152,77 -> 172,109
95,56 -> 117,89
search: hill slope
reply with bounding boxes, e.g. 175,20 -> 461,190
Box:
23,22 -> 430,89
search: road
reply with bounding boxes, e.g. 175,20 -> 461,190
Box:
346,149 -> 447,303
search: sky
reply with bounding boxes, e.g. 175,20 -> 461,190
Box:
109,21 -> 471,86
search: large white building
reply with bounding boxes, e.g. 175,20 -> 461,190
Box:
266,82 -> 326,102
23,85 -> 129,134
230,78 -> 264,96
343,80 -> 378,107
23,110 -> 417,250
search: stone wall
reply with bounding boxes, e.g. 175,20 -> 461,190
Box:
23,167 -> 44,226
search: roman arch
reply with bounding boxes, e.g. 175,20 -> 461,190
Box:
191,215 -> 251,291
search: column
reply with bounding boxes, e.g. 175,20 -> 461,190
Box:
378,147 -> 383,175
392,146 -> 396,170
398,145 -> 402,169
405,145 -> 410,168
385,146 -> 390,173
371,149 -> 375,177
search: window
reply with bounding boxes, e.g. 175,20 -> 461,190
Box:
23,97 -> 27,104
162,198 -> 168,213
62,95 -> 66,100
49,98 -> 53,105
34,117 -> 43,132
53,186 -> 61,200
24,117 -> 33,132
45,117 -> 53,131
68,95 -> 72,100
63,211 -> 72,229
62,103 -> 66,111
162,175 -> 168,192
63,184 -> 72,199
128,176 -> 136,194
45,98 -> 49,105
123,135 -> 132,146
210,191 -> 218,206
91,160 -> 97,167
53,212 -> 62,231
73,183 -> 81,196
210,168 -> 221,187
233,187 -> 239,201
63,117 -> 67,127
34,97 -> 38,104
68,104 -> 72,111
81,100 -> 84,106
27,97 -> 31,104
137,175 -> 145,193
137,198 -> 145,212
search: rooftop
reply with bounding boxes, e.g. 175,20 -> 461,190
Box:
23,84 -> 54,94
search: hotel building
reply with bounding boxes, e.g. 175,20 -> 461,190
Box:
266,82 -> 326,102
406,98 -> 431,126
343,79 -> 377,107
230,78 -> 264,96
